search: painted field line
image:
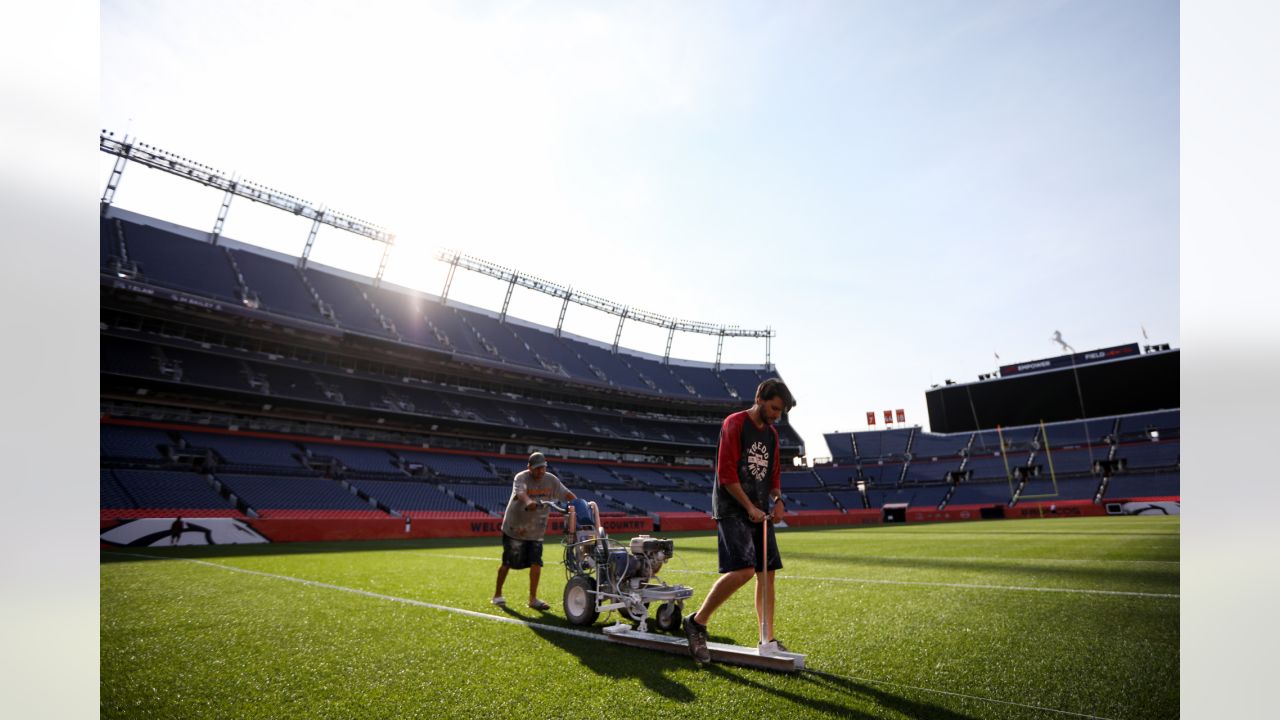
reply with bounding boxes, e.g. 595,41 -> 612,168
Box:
105,551 -> 1117,720
664,569 -> 1179,599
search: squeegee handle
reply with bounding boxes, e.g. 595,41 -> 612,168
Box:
760,517 -> 770,646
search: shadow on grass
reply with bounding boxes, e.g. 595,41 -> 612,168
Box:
494,606 -> 979,719
702,661 -> 980,719
496,606 -> 697,702
793,666 -> 983,717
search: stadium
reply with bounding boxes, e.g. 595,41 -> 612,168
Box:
99,132 -> 1179,718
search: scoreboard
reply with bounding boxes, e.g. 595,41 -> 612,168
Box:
925,347 -> 1178,433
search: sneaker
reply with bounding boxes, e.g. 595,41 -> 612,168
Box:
490,596 -> 506,606
528,599 -> 551,611
683,613 -> 711,664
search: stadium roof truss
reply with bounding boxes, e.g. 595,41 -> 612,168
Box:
99,131 -> 396,284
97,130 -> 774,369
437,250 -> 773,369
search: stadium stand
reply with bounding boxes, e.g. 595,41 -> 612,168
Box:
178,432 -> 307,472
101,425 -> 173,461
603,490 -> 694,514
120,220 -> 241,301
215,473 -> 378,513
663,491 -> 715,514
109,469 -> 238,511
349,478 -> 481,515
1018,477 -> 1099,501
303,268 -> 398,339
109,185 -> 1184,540
301,443 -> 401,475
401,452 -> 495,480
440,483 -> 514,515
229,248 -> 329,323
1104,473 -> 1180,499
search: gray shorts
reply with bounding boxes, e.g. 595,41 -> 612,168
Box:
716,514 -> 782,573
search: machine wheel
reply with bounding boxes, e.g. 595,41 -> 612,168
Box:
654,601 -> 682,633
563,575 -> 599,626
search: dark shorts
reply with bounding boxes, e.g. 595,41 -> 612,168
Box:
501,532 -> 543,570
716,514 -> 782,573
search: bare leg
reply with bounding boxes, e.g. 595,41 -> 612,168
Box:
529,564 -> 541,602
692,567 -> 755,626
494,564 -> 509,598
754,570 -> 777,640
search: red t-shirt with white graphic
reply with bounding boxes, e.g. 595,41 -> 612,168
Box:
711,409 -> 780,520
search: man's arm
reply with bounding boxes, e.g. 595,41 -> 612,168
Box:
513,475 -> 536,511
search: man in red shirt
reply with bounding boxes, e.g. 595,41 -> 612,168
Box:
684,378 -> 796,664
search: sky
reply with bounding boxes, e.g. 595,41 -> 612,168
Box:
98,0 -> 1179,459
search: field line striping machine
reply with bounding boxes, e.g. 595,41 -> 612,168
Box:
550,498 -> 805,672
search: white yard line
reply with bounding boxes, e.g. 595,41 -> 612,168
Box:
106,551 -> 1120,720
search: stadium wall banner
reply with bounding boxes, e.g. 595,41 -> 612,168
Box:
100,517 -> 269,546
785,509 -> 882,527
998,343 -> 1140,377
547,515 -> 655,534
1009,500 -> 1111,519
907,507 -> 982,523
656,513 -> 717,532
1118,500 -> 1180,515
249,515 -> 655,542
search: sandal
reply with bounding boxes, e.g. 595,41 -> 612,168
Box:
527,599 -> 551,611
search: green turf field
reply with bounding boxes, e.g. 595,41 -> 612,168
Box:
101,516 -> 1178,719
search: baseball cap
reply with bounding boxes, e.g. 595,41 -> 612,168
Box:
528,452 -> 548,469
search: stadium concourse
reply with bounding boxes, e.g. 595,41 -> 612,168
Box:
99,208 -> 1178,546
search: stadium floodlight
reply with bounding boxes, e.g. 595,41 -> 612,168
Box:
436,250 -> 775,367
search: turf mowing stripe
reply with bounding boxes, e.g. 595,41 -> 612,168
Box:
427,552 -> 1177,593
844,555 -> 1179,566
665,569 -> 1179,598
105,551 -> 1122,719
106,551 -> 602,642
432,551 -> 1177,567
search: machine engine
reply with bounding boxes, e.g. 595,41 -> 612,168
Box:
605,535 -> 674,587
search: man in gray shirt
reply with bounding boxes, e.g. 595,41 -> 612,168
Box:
492,451 -> 576,611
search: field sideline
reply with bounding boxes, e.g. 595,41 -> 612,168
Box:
101,516 -> 1178,719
